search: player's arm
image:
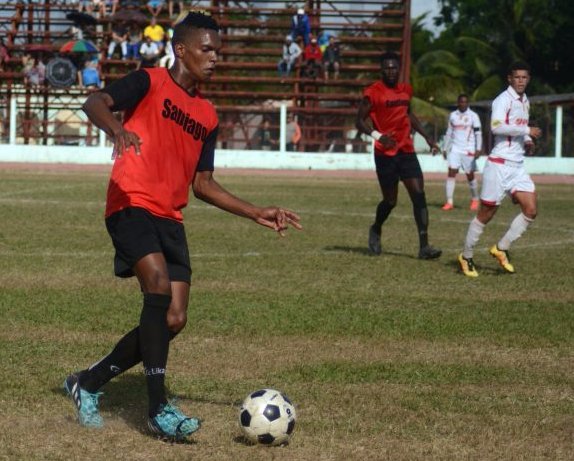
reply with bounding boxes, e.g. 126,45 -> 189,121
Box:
473,112 -> 483,157
82,70 -> 150,157
490,100 -> 541,138
191,128 -> 301,236
409,107 -> 438,154
524,133 -> 535,155
355,96 -> 395,148
442,117 -> 453,158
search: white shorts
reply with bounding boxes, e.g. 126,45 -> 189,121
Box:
480,158 -> 535,206
447,150 -> 477,174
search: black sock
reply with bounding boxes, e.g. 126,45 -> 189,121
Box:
373,200 -> 394,233
78,328 -> 181,394
139,293 -> 172,417
78,327 -> 141,393
412,192 -> 429,248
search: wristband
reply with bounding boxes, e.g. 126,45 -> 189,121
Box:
370,130 -> 383,141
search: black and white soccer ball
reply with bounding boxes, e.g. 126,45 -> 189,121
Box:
239,388 -> 296,446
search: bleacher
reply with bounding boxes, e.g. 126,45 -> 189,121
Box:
0,0 -> 410,151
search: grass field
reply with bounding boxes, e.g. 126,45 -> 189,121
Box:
0,167 -> 572,461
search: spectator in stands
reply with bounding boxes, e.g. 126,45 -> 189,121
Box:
168,1 -> 184,19
107,21 -> 129,60
78,58 -> 102,89
78,1 -> 95,16
277,35 -> 301,80
286,113 -> 301,151
0,38 -> 9,72
102,0 -> 120,17
146,0 -> 165,18
317,30 -> 329,53
139,35 -> 160,68
126,24 -> 142,60
322,35 -> 341,80
159,27 -> 175,68
290,7 -> 311,46
78,0 -> 106,19
23,54 -> 45,87
303,36 -> 322,79
144,17 -> 165,53
68,24 -> 84,40
253,119 -> 276,151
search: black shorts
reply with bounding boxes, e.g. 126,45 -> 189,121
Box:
374,151 -> 423,188
105,207 -> 191,283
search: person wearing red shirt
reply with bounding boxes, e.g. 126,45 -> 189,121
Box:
62,11 -> 302,441
303,36 -> 323,79
356,51 -> 441,259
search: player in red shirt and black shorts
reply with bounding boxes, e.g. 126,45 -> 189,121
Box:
356,51 -> 441,260
62,11 -> 301,441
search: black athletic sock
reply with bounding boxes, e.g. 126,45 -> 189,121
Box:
78,327 -> 141,393
78,327 -> 180,394
139,293 -> 172,418
412,192 -> 429,249
373,200 -> 394,234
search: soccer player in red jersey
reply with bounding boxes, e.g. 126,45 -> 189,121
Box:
356,51 -> 442,259
63,11 -> 302,441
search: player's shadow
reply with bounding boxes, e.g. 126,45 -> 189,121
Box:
232,435 -> 290,447
323,245 -> 419,259
105,375 -> 200,444
233,435 -> 256,446
445,258 -> 502,275
428,200 -> 447,209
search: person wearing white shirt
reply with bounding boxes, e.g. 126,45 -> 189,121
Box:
139,36 -> 160,68
277,35 -> 301,79
441,94 -> 482,211
458,61 -> 542,277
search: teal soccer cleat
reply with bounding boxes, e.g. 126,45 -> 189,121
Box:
148,402 -> 201,441
63,373 -> 104,428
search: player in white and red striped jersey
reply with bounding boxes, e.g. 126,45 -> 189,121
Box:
441,94 -> 482,211
458,61 -> 542,277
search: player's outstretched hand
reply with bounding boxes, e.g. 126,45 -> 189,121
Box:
529,126 -> 542,139
426,137 -> 440,155
379,133 -> 396,150
255,207 -> 302,237
112,128 -> 142,159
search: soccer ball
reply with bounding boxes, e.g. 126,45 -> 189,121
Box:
239,388 -> 296,446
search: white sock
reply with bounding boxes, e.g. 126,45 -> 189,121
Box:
445,178 -> 456,204
468,179 -> 478,200
498,213 -> 533,250
463,217 -> 485,259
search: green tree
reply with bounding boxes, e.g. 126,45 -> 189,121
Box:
436,0 -> 574,92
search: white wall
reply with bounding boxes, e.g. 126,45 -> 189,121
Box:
1,144 -> 573,175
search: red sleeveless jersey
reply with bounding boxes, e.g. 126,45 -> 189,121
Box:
105,68 -> 218,222
363,81 -> 415,156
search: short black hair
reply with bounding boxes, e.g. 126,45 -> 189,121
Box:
172,10 -> 220,46
458,93 -> 469,100
508,60 -> 531,75
380,51 -> 400,66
